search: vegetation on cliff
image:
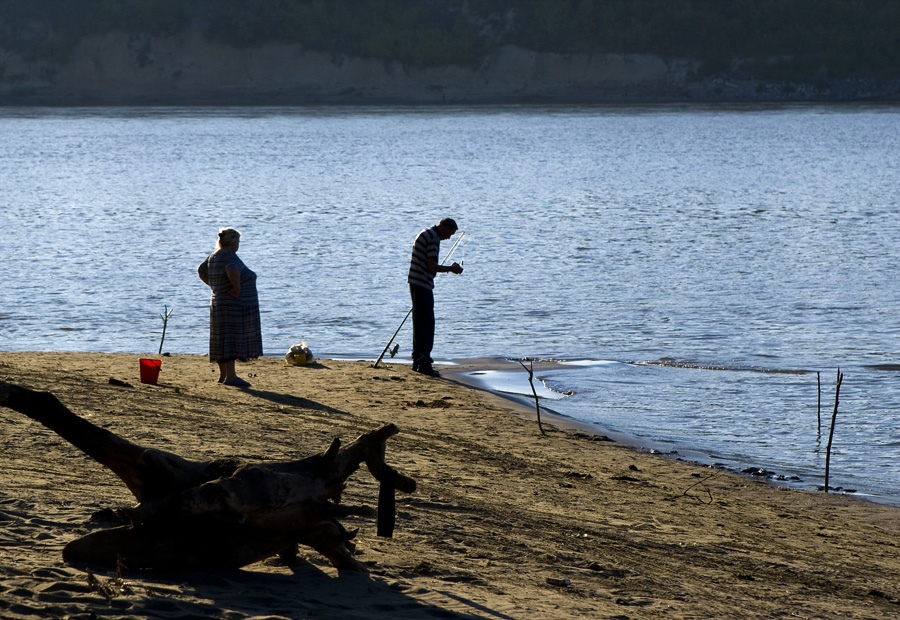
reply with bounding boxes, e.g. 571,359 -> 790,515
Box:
2,0 -> 899,83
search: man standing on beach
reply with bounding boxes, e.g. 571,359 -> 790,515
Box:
408,218 -> 463,377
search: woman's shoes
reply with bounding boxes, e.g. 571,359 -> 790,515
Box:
223,377 -> 251,387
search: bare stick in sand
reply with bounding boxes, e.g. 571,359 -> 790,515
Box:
519,359 -> 546,436
0,381 -> 415,572
158,305 -> 174,355
817,370 -> 822,435
823,368 -> 844,493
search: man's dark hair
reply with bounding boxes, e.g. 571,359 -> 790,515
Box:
439,218 -> 458,232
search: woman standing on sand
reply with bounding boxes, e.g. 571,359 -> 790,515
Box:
198,227 -> 262,387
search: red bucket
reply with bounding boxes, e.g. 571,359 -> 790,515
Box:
139,359 -> 162,384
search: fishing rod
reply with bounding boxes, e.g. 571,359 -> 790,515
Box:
374,231 -> 465,368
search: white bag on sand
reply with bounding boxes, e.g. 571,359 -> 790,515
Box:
285,342 -> 315,366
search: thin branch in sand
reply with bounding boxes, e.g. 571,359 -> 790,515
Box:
824,368 -> 843,493
679,469 -> 724,504
518,359 -> 546,436
158,305 -> 174,355
816,370 -> 822,436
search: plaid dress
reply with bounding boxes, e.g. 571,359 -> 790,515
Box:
198,249 -> 263,363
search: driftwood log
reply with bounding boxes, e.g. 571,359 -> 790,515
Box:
0,382 -> 415,572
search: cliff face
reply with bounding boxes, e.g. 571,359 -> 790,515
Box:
1,31 -> 896,105
0,31 -> 678,104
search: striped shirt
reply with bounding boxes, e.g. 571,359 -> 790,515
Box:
408,226 -> 440,290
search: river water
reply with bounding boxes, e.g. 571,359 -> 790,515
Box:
3,104 -> 899,503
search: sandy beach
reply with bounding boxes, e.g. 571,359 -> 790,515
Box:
2,351 -> 899,619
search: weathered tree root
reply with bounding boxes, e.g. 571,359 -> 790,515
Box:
0,381 -> 415,572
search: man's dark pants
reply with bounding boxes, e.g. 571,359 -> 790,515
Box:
410,284 -> 434,371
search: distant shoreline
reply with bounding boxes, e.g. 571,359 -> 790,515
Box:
3,36 -> 898,107
6,87 -> 898,108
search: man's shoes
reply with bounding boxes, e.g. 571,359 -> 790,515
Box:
416,367 -> 441,377
223,377 -> 251,387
